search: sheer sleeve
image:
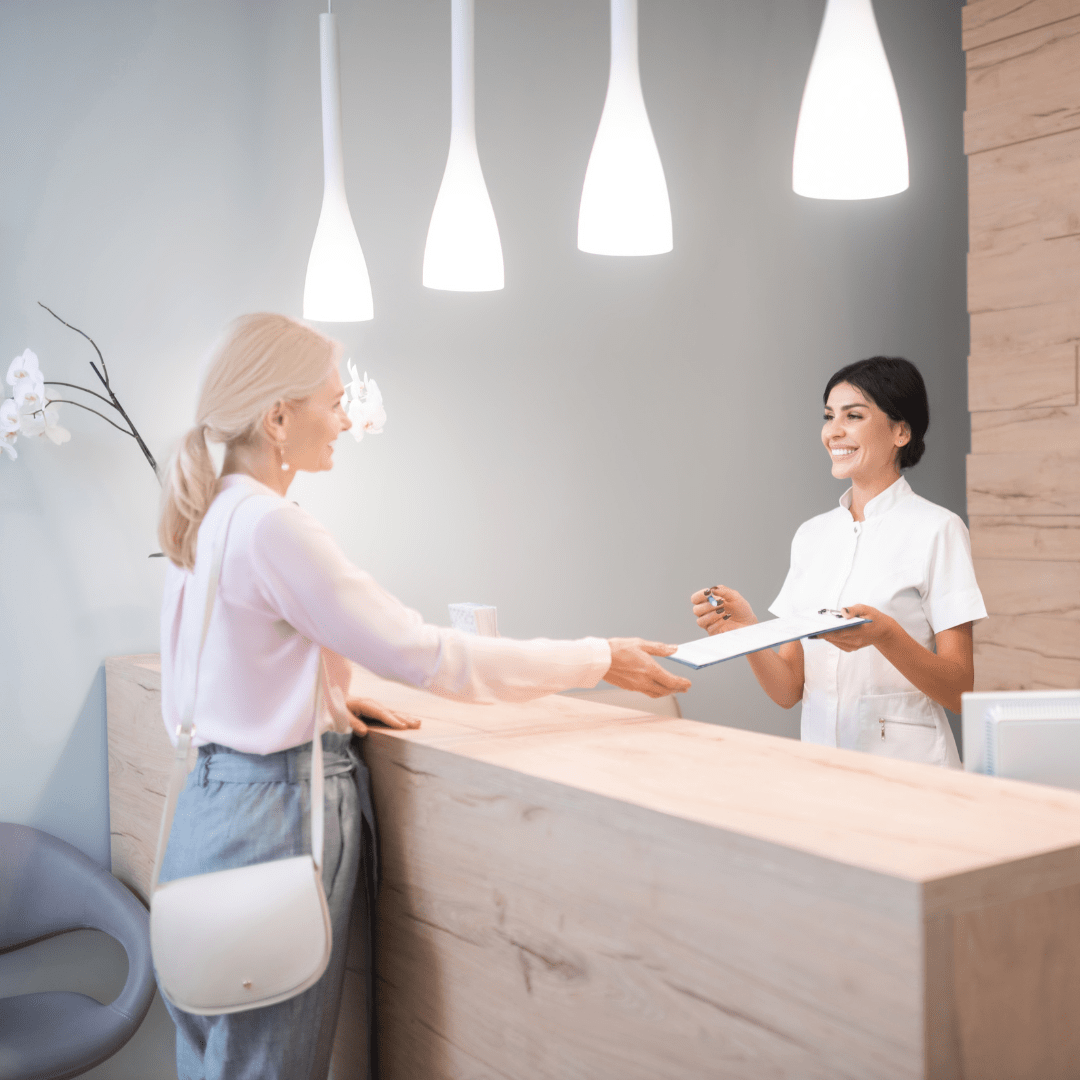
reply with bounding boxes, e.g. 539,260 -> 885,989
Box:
248,504 -> 611,704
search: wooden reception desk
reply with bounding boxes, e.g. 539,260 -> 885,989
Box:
106,654 -> 1080,1080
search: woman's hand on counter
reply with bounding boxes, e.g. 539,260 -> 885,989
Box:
345,695 -> 423,734
603,639 -> 692,699
690,586 -> 757,636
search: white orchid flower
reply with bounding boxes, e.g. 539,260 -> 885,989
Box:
344,358 -> 362,398
344,359 -> 387,442
0,397 -> 20,434
14,376 -> 46,413
20,410 -> 46,437
43,406 -> 70,445
6,349 -> 41,388
0,431 -> 17,460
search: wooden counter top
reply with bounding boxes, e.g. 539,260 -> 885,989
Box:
348,665 -> 1080,887
106,654 -> 1080,1080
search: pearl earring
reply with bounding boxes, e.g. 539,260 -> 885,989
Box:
279,444 -> 289,471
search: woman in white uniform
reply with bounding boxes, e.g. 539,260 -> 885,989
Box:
156,313 -> 691,1080
690,356 -> 986,767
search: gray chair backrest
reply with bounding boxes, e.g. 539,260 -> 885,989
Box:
0,822 -> 155,1025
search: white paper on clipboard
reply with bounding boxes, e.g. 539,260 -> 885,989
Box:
669,612 -> 869,670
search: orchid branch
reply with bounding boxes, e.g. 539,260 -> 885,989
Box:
37,302 -> 110,385
37,302 -> 159,480
44,397 -> 135,436
44,380 -> 115,409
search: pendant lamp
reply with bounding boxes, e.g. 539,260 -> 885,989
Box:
423,0 -> 504,292
792,0 -> 908,201
303,7 -> 373,322
578,0 -> 671,256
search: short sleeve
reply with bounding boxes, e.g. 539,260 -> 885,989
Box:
923,514 -> 988,633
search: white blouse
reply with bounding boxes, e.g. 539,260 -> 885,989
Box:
769,476 -> 987,767
160,474 -> 612,754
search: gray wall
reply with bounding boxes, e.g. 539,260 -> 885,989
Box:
0,0 -> 966,1071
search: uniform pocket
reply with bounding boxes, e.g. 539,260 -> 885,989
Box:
855,691 -> 947,765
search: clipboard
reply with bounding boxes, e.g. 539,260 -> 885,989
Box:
669,612 -> 870,670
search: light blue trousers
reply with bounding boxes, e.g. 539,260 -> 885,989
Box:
157,733 -> 377,1080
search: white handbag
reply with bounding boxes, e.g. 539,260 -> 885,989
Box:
149,489 -> 333,1015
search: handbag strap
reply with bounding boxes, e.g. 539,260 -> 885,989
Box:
150,485 -> 328,894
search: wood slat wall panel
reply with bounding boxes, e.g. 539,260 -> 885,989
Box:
971,405 -> 1080,454
968,452 -> 1080,514
964,0 -> 1080,50
965,16 -> 1080,153
969,237 -> 1080,316
966,2 -> 1080,690
969,345 -> 1077,411
974,558 -> 1080,618
970,515 -> 1080,560
975,615 -> 1080,661
974,641 -> 1080,689
971,303 -> 1080,356
969,127 -> 1080,256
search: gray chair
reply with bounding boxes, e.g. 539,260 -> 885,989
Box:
0,823 -> 156,1080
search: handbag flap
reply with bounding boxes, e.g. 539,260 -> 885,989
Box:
151,855 -> 331,1014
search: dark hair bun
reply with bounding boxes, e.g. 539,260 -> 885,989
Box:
900,430 -> 925,469
824,356 -> 929,470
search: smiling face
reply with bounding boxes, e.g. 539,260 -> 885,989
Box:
822,382 -> 910,484
269,362 -> 352,473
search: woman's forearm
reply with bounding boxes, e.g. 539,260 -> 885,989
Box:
746,646 -> 803,709
873,622 -> 973,714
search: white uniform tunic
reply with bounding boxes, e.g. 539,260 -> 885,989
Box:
161,474 -> 611,754
769,476 -> 986,767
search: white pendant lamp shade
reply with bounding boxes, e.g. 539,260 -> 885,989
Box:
578,0 -> 671,256
423,0 -> 503,292
304,13 -> 373,322
792,0 -> 908,201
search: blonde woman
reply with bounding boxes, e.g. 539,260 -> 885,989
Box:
156,313 -> 690,1080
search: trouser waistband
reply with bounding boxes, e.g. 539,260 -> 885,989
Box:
195,733 -> 356,784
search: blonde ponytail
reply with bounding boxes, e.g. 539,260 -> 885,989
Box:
158,313 -> 340,570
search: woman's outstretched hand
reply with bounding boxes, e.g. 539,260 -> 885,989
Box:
604,638 -> 692,699
345,695 -> 423,735
690,586 -> 757,636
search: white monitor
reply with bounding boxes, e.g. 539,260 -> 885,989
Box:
962,690 -> 1080,791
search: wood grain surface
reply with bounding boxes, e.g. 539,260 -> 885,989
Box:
965,15 -> 1080,154
968,345 -> 1077,411
970,514 -> 1080,560
963,0 -> 1080,50
974,640 -> 1080,689
975,613 -> 1080,660
971,299 -> 1080,358
951,881 -> 1080,1078
971,404 -> 1080,454
104,654 -> 169,900
969,126 -> 1080,256
107,656 -> 1080,1078
973,558 -> 1080,617
968,452 -> 1080,514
